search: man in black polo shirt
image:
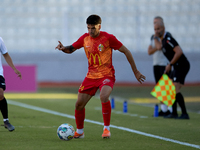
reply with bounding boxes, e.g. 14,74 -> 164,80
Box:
153,17 -> 190,119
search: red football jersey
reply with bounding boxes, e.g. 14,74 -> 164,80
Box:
72,31 -> 123,79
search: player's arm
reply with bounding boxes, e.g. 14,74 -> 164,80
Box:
3,52 -> 22,79
55,41 -> 76,54
148,45 -> 157,55
118,45 -> 146,84
154,36 -> 162,50
148,35 -> 159,55
171,45 -> 183,64
164,45 -> 183,73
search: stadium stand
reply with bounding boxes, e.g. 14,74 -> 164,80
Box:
0,0 -> 200,53
0,0 -> 199,83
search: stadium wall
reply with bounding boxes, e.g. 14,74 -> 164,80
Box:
2,52 -> 200,85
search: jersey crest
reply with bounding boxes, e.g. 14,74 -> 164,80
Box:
98,44 -> 104,51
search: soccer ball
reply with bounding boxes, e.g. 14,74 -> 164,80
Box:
57,123 -> 75,141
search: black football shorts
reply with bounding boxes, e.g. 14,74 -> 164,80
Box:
170,62 -> 190,85
0,76 -> 6,91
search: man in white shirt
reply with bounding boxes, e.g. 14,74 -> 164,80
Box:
0,37 -> 22,131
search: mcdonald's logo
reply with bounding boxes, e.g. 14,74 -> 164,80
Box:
89,53 -> 101,65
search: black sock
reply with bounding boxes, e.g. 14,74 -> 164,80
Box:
176,93 -> 187,114
172,99 -> 178,115
0,98 -> 8,119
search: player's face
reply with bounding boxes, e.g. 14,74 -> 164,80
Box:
87,24 -> 101,38
154,24 -> 164,38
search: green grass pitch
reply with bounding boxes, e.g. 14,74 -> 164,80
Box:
0,85 -> 200,150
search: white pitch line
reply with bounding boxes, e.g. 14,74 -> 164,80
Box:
8,100 -> 200,149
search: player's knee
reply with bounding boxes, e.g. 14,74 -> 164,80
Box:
75,102 -> 84,110
100,94 -> 109,103
0,93 -> 4,100
174,83 -> 182,93
0,88 -> 4,100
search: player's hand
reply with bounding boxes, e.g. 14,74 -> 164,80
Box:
164,64 -> 171,74
55,41 -> 65,51
154,33 -> 159,38
14,69 -> 22,79
134,70 -> 146,84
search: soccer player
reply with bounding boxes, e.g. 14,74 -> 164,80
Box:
153,16 -> 190,119
148,16 -> 172,116
0,37 -> 22,131
55,14 -> 146,138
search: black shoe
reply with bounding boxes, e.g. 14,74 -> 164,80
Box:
158,110 -> 171,117
176,114 -> 190,119
163,110 -> 171,117
158,110 -> 165,116
4,120 -> 15,132
164,113 -> 178,119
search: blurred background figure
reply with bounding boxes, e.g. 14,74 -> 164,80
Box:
0,37 -> 22,131
153,17 -> 190,119
148,16 -> 172,116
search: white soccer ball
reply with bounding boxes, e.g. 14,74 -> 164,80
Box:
57,123 -> 75,141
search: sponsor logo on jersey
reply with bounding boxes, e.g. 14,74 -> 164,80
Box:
89,53 -> 101,65
167,40 -> 174,48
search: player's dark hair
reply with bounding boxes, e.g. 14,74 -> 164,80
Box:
86,14 -> 102,25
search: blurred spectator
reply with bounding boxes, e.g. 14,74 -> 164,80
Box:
153,16 -> 190,119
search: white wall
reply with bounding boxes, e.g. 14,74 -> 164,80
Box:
3,52 -> 200,84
